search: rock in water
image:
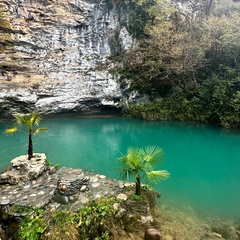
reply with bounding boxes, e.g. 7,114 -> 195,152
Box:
144,228 -> 161,240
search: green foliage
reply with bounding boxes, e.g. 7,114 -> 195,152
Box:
9,205 -> 33,215
47,209 -> 79,240
115,0 -> 240,129
117,146 -> 169,195
105,0 -> 113,9
122,0 -> 158,38
129,194 -> 142,201
4,112 -> 47,159
125,71 -> 240,128
192,74 -> 240,128
116,0 -> 207,98
200,13 -> 240,76
117,0 -> 240,129
14,197 -> 120,240
17,209 -> 47,240
141,184 -> 153,191
45,160 -> 61,169
77,197 -> 118,240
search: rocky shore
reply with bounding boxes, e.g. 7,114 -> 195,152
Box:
1,154 -> 240,240
0,154 -> 129,211
0,154 -> 156,239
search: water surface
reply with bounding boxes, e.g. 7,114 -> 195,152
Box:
0,116 -> 240,220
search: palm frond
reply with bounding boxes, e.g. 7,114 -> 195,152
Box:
147,170 -> 170,184
117,147 -> 145,180
3,127 -> 17,135
143,145 -> 165,167
14,113 -> 27,125
119,168 -> 132,180
34,127 -> 48,136
127,147 -> 143,166
26,112 -> 41,125
31,112 -> 42,125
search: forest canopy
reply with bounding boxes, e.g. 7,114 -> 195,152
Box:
118,0 -> 240,128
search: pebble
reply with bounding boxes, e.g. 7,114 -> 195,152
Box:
0,199 -> 10,205
99,175 -> 106,179
213,232 -> 223,238
0,167 -> 125,211
91,182 -> 100,188
117,193 -> 128,201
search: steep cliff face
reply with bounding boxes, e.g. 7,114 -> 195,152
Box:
0,0 -> 138,117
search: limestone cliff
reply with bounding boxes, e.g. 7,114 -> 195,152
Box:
0,0 -> 139,117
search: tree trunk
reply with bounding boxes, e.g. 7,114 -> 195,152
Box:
28,132 -> 33,160
135,175 -> 141,195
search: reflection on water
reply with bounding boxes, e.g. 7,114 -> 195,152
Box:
0,116 -> 240,220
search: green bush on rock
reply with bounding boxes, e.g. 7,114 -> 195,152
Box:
13,197 -> 121,240
125,73 -> 240,129
77,197 -> 119,240
16,209 -> 47,240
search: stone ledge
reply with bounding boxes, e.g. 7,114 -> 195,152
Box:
0,153 -> 48,185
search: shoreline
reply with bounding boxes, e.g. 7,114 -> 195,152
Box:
1,160 -> 240,239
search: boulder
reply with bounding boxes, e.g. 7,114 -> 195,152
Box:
144,228 -> 161,240
0,154 -> 47,184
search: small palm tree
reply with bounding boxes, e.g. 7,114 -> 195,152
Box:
117,146 -> 170,195
4,112 -> 47,160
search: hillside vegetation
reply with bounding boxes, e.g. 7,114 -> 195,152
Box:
117,0 -> 240,128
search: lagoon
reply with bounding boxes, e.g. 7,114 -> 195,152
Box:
0,116 -> 240,221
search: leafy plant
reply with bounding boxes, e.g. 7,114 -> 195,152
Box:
125,70 -> 240,129
13,197 -> 122,240
117,146 -> 169,195
77,197 -> 118,240
9,205 -> 33,215
130,194 -> 142,201
4,112 -> 47,160
17,209 -> 47,240
46,209 -> 79,240
45,160 -> 61,169
122,0 -> 157,38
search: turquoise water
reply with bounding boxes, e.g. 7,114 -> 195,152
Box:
0,116 -> 240,220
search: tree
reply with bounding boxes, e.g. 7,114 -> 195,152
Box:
200,13 -> 240,76
119,0 -> 207,98
191,73 -> 240,128
117,146 -> 169,195
4,112 -> 47,160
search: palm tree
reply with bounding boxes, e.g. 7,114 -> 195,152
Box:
4,112 -> 47,160
117,146 -> 170,195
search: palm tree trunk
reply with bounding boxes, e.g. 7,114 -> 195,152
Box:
28,132 -> 33,160
135,175 -> 141,195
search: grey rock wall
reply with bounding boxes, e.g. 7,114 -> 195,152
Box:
0,0 -> 140,117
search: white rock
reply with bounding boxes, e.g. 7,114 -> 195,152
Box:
213,232 -> 223,238
116,193 -> 127,201
0,0 -> 143,116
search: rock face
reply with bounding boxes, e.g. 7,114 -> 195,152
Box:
0,153 -> 47,184
0,0 -> 141,117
